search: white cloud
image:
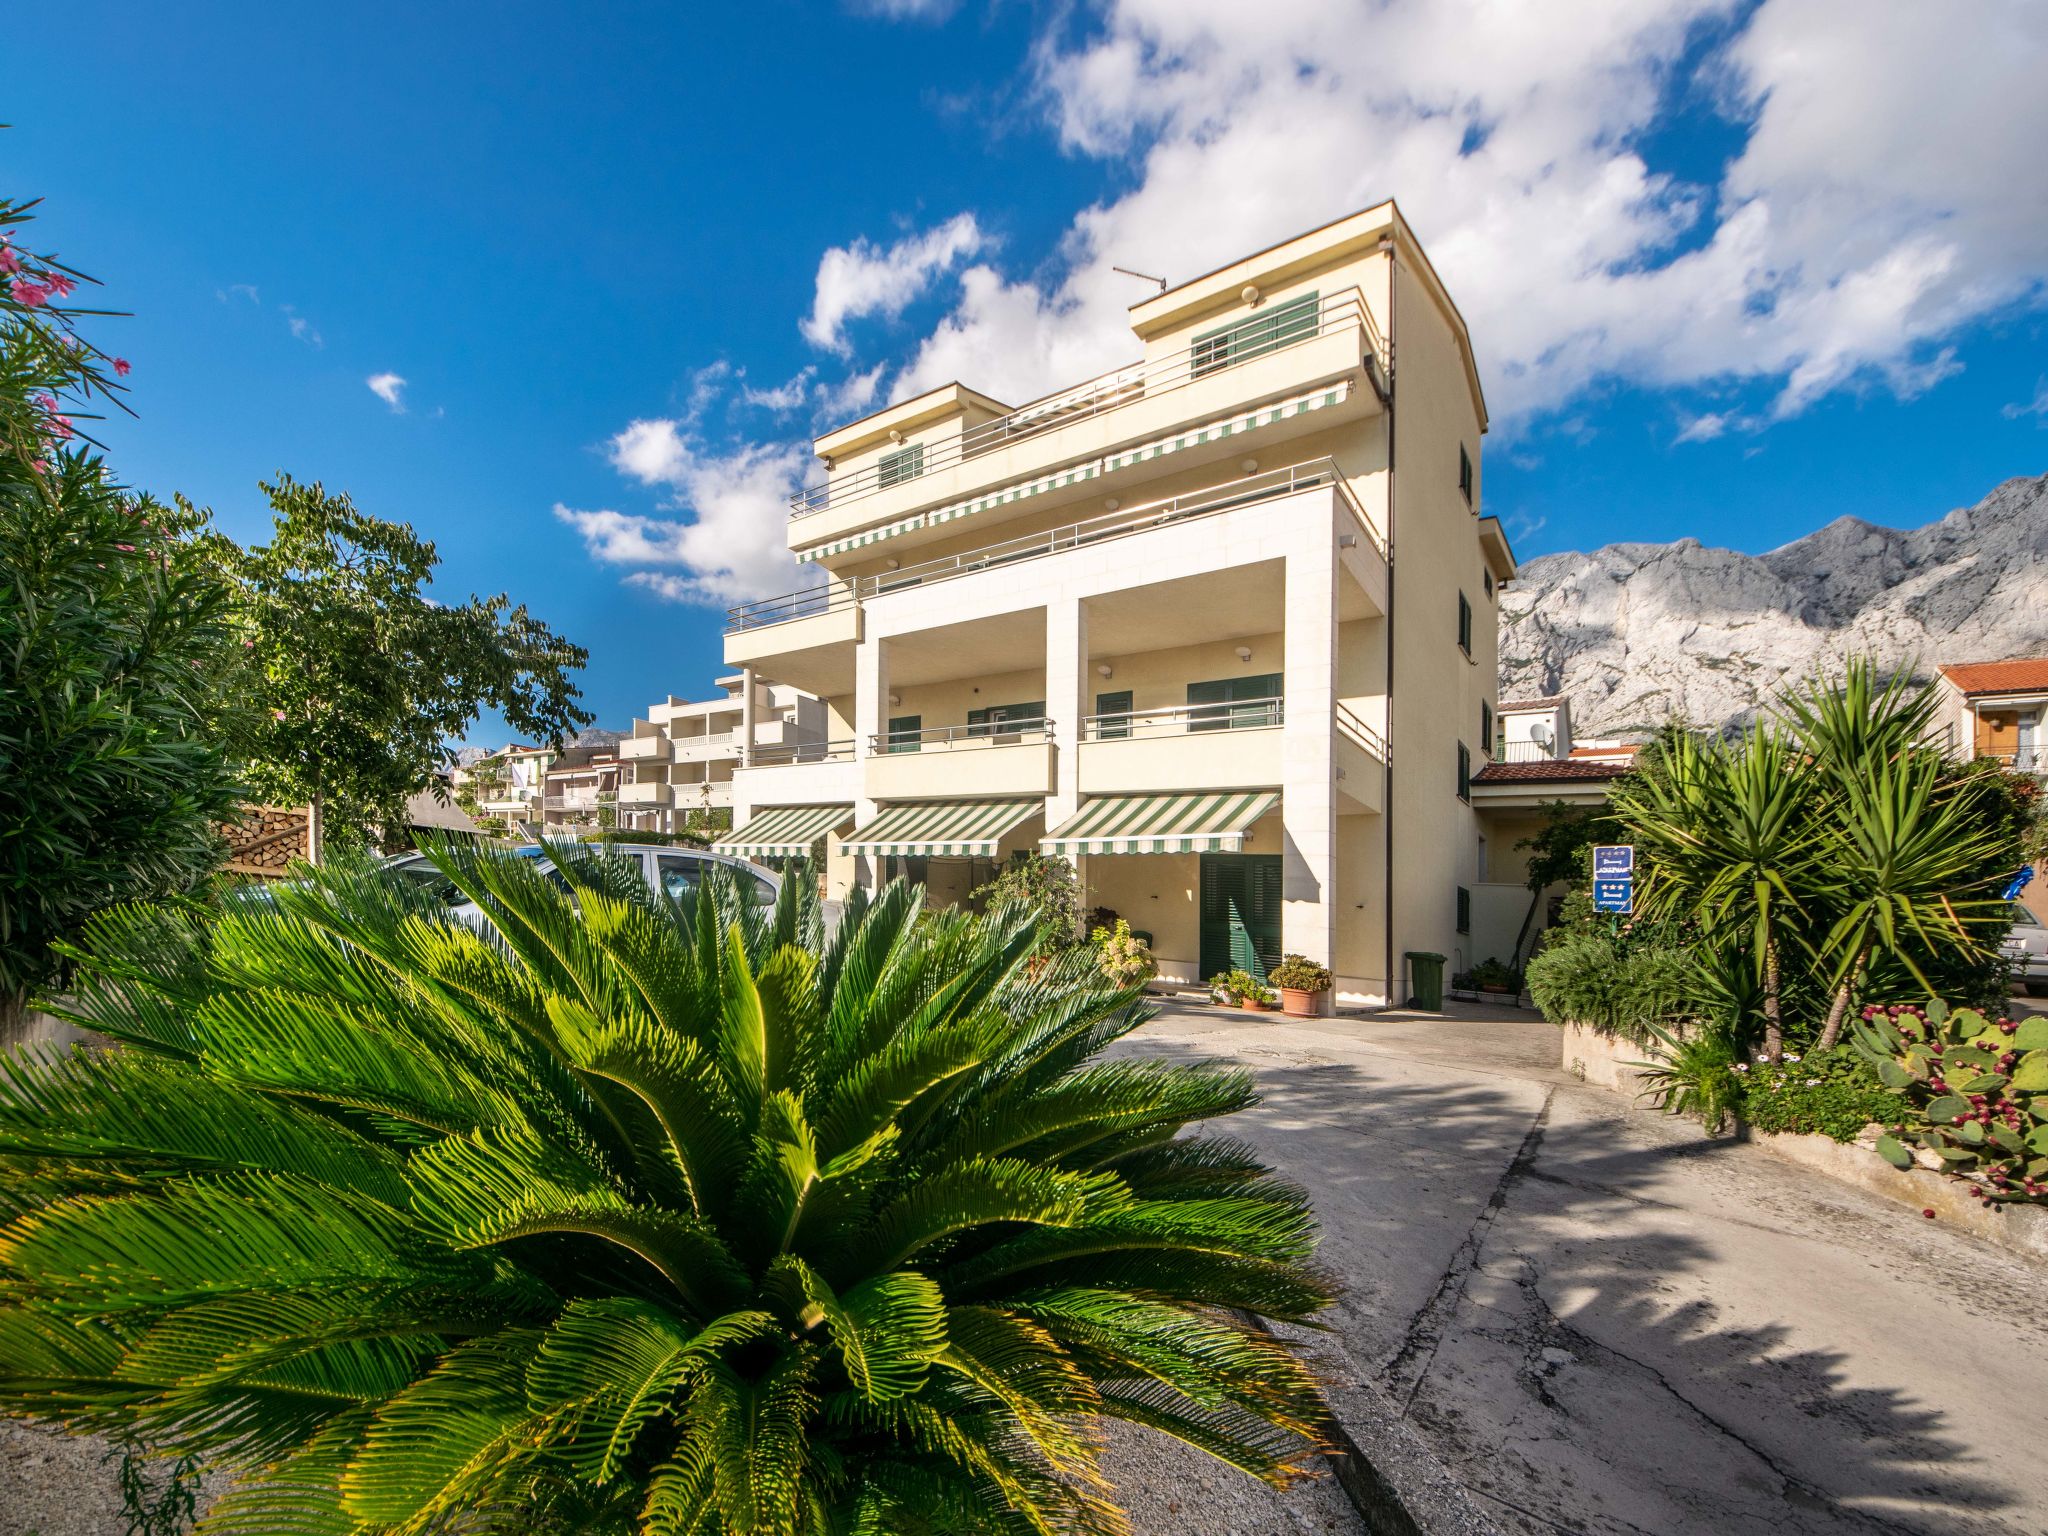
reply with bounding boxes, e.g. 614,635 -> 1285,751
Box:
741,367 -> 817,413
801,213 -> 990,354
218,283 -> 260,304
817,361 -> 887,422
2002,378 -> 2048,424
1675,411 -> 1729,444
877,0 -> 2048,429
366,372 -> 408,412
846,0 -> 958,21
555,420 -> 815,605
283,306 -> 323,348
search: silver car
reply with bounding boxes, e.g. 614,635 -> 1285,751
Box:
2004,903 -> 2048,996
378,842 -> 780,923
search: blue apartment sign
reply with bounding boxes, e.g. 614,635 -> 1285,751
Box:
1592,844 -> 1635,914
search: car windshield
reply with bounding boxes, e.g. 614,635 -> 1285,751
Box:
655,854 -> 776,906
2013,904 -> 2045,930
384,858 -> 467,908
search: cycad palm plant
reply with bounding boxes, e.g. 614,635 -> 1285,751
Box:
0,846 -> 1331,1534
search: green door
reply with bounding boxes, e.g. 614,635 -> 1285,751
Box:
1095,690 -> 1133,739
1200,854 -> 1282,981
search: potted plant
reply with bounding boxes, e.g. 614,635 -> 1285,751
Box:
1269,954 -> 1333,1017
1092,918 -> 1157,990
1467,957 -> 1524,997
1210,969 -> 1276,1011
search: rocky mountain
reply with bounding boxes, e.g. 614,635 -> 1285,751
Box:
1498,473 -> 2048,735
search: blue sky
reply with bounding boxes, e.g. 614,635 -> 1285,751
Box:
9,0 -> 2045,740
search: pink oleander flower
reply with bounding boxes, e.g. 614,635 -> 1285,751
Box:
115,543 -> 134,553
46,416 -> 74,441
9,276 -> 52,307
0,248 -> 19,274
113,357 -> 131,377
47,273 -> 76,299
30,458 -> 48,475
32,392 -> 57,413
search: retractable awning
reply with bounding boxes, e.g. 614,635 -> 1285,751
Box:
841,799 -> 1041,858
1041,790 -> 1279,856
715,803 -> 853,859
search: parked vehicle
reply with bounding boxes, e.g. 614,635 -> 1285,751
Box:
2004,902 -> 2048,995
366,842 -> 780,923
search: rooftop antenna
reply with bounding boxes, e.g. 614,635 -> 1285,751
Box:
1112,265 -> 1167,292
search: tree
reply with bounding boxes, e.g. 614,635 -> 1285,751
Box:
0,196 -> 244,1031
198,477 -> 591,859
4,851 -> 1332,1532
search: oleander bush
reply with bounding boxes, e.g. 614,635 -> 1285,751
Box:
0,846 -> 1333,1534
1525,933 -> 1695,1047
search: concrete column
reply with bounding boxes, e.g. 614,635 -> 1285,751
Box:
852,633 -> 889,891
1046,597 -> 1088,834
739,667 -> 757,768
1280,503 -> 1340,968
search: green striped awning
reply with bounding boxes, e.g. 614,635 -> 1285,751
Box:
795,381 -> 1352,563
715,804 -> 853,859
842,799 -> 1041,858
1041,791 -> 1279,856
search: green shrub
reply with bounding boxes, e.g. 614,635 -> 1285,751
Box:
1635,1027 -> 1745,1132
1267,955 -> 1332,993
1851,1000 -> 2048,1205
1736,1046 -> 1911,1142
1525,933 -> 1695,1045
3,848 -> 1332,1530
1090,917 -> 1156,988
1210,969 -> 1276,1006
1451,957 -> 1522,991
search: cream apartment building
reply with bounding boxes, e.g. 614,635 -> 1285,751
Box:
617,674 -> 828,835
716,204 -> 1514,1004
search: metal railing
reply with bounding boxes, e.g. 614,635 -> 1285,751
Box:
1491,739 -> 1558,763
1337,702 -> 1391,763
789,287 -> 1387,519
1083,699 -> 1284,741
743,738 -> 857,767
1980,746 -> 2048,773
730,457 -> 1384,636
869,718 -> 1054,754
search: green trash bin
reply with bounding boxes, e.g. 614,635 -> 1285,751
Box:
1405,951 -> 1447,1012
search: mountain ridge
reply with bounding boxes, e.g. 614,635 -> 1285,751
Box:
1497,473 -> 2048,735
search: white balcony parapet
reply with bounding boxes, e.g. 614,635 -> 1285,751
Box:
727,457 -> 1382,637
746,738 -> 857,767
1336,702 -> 1391,763
1083,699 -> 1283,740
788,288 -> 1388,520
869,719 -> 1054,754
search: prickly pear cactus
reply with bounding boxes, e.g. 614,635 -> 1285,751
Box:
1850,1000 -> 2048,1205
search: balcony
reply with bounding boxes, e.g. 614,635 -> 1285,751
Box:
617,782 -> 673,808
746,738 -> 856,767
866,720 -> 1056,802
669,782 -> 734,810
788,288 -> 1387,531
619,734 -> 667,760
729,458 -> 1383,652
1079,700 -> 1283,796
733,741 -> 861,809
672,730 -> 738,761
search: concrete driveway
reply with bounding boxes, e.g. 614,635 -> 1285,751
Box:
1122,999 -> 2048,1536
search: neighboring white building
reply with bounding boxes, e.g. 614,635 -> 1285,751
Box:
457,743 -> 556,828
617,674 -> 828,835
714,202 -> 1520,1006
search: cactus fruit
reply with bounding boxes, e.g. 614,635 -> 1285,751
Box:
1851,1000 -> 2048,1206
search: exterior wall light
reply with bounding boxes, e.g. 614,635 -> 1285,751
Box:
1235,646 -> 1254,662
1096,663 -> 1114,678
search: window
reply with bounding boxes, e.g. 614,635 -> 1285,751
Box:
1483,570 -> 1495,599
1191,292 -> 1320,378
877,442 -> 925,489
1186,674 -> 1284,732
1096,689 -> 1133,740
966,701 -> 1046,738
1458,444 -> 1474,507
1457,592 -> 1473,657
885,714 -> 921,754
1480,701 -> 1494,756
1456,885 -> 1471,934
656,854 -> 775,907
1457,742 -> 1471,802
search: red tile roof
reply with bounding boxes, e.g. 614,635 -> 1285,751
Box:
1497,697 -> 1563,711
1940,659 -> 2048,697
1472,759 -> 1634,784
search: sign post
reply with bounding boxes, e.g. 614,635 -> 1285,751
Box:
1592,844 -> 1635,916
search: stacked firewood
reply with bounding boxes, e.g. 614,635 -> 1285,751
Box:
220,805 -> 312,879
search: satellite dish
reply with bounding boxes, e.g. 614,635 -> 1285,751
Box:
1531,720 -> 1554,747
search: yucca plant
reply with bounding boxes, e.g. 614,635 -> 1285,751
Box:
0,845 -> 1331,1534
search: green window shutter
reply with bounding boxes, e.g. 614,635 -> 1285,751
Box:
886,715 -> 921,754
1458,593 -> 1472,655
878,443 -> 925,489
1458,743 -> 1471,801
1191,292 -> 1320,378
1459,444 -> 1474,506
1456,885 -> 1471,934
1096,690 -> 1133,739
1480,701 -> 1493,754
1187,674 -> 1283,731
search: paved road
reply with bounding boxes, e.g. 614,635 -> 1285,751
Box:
1121,1000 -> 2048,1536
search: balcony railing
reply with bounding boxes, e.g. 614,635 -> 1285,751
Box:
1980,746 -> 2048,774
789,288 -> 1387,519
1083,699 -> 1283,741
1491,739 -> 1558,763
744,738 -> 857,767
1337,702 -> 1391,763
619,735 -> 666,759
870,719 -> 1054,754
729,457 -> 1383,636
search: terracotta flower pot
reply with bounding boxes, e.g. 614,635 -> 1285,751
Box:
1279,986 -> 1326,1017
1240,998 -> 1276,1012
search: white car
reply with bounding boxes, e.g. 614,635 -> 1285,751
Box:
378,842 -> 781,923
2004,903 -> 2048,996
